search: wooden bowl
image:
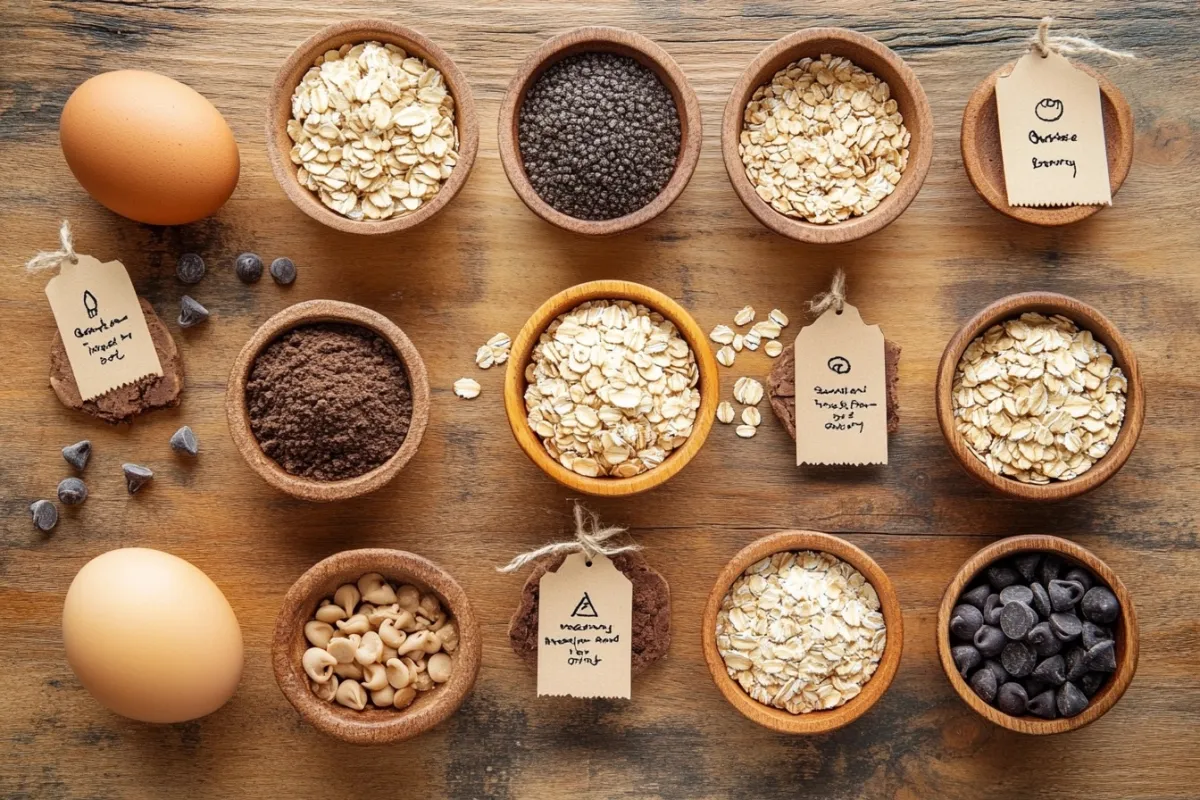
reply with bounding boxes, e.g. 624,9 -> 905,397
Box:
266,19 -> 479,235
702,530 -> 904,734
935,292 -> 1144,502
721,28 -> 933,244
937,535 -> 1138,734
961,61 -> 1134,226
497,26 -> 702,236
273,548 -> 481,744
503,280 -> 718,496
226,300 -> 430,502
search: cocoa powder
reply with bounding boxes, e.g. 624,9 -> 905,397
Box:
246,323 -> 412,481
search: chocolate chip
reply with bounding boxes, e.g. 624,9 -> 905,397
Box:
1081,586 -> 1120,625
1014,553 -> 1041,583
1030,582 -> 1052,618
30,500 -> 57,531
1026,622 -> 1063,658
1050,611 -> 1083,641
983,593 -> 1003,625
969,665 -> 998,703
1001,641 -> 1036,677
123,463 -> 153,494
1082,621 -> 1112,650
961,583 -> 992,610
1023,677 -> 1049,698
57,477 -> 87,506
1086,640 -> 1117,672
170,425 -> 199,456
950,604 -> 985,640
1063,567 -> 1094,591
1048,579 -> 1085,612
982,659 -> 1009,686
270,257 -> 296,285
176,253 -> 205,284
62,440 -> 91,471
1000,601 -> 1037,640
953,644 -> 982,676
1039,554 -> 1064,586
986,563 -> 1019,590
1028,689 -> 1058,719
178,295 -> 210,328
1080,671 -> 1108,697
236,252 -> 263,283
996,682 -> 1029,716
1032,654 -> 1067,686
974,625 -> 1007,658
999,585 -> 1034,605
1065,646 -> 1090,681
1057,681 -> 1089,717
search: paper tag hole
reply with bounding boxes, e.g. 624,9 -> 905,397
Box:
585,560 -> 593,568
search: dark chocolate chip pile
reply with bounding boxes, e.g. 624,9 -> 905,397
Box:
950,552 -> 1120,720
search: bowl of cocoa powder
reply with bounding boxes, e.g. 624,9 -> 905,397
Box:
226,300 -> 430,502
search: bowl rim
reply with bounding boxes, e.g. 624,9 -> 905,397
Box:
936,534 -> 1139,734
225,299 -> 430,502
701,530 -> 904,734
721,26 -> 934,244
272,548 -> 481,744
934,291 -> 1145,502
265,18 -> 480,235
497,25 -> 703,236
502,279 -> 719,496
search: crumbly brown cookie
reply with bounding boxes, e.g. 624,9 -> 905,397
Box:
508,550 -> 671,674
50,297 -> 183,424
768,340 -> 901,438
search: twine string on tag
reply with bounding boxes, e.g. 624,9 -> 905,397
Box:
808,269 -> 847,316
497,504 -> 641,573
1030,17 -> 1136,60
26,221 -> 79,272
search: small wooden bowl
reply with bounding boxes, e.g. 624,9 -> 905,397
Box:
721,28 -> 934,244
226,300 -> 430,502
497,26 -> 702,236
935,292 -> 1144,502
961,61 -> 1134,226
266,19 -> 479,235
702,531 -> 904,734
503,280 -> 718,496
273,548 -> 481,744
937,535 -> 1138,734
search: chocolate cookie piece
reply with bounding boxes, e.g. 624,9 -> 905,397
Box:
50,298 -> 184,424
509,550 -> 671,674
768,339 -> 900,439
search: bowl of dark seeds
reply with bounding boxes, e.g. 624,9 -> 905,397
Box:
938,535 -> 1138,734
498,26 -> 702,236
226,300 -> 430,502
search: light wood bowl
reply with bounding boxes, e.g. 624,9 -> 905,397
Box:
272,548 -> 481,745
702,531 -> 904,734
721,28 -> 933,244
935,292 -> 1144,502
266,19 -> 479,235
503,280 -> 718,496
937,535 -> 1138,734
226,300 -> 430,502
961,61 -> 1134,226
497,26 -> 702,236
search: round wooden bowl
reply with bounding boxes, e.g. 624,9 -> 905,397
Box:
503,280 -> 718,496
935,292 -> 1144,502
961,61 -> 1134,226
266,19 -> 479,235
702,531 -> 904,734
226,300 -> 430,502
937,535 -> 1138,734
272,548 -> 481,744
497,26 -> 702,236
721,28 -> 934,244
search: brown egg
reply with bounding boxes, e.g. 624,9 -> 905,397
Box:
60,70 -> 240,225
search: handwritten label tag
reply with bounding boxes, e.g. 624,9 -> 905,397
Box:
537,552 -> 632,699
44,255 -> 162,401
794,303 -> 888,466
995,50 -> 1111,207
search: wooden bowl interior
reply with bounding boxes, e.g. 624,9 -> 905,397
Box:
701,531 -> 904,734
273,549 -> 481,744
503,280 -> 719,497
267,19 -> 478,235
226,300 -> 430,502
935,292 -> 1144,502
936,535 -> 1138,734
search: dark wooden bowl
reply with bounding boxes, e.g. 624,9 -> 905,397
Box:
937,535 -> 1138,734
935,292 -> 1144,502
225,300 -> 430,502
273,549 -> 481,744
701,531 -> 904,734
721,28 -> 933,244
497,26 -> 702,236
266,19 -> 479,235
961,61 -> 1134,226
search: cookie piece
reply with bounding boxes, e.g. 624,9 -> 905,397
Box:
50,297 -> 184,424
768,339 -> 900,439
509,550 -> 671,674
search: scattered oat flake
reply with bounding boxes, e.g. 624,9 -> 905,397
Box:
735,424 -> 757,439
769,309 -> 789,327
765,340 -> 784,357
742,406 -> 762,427
716,346 -> 736,367
734,306 -> 756,326
475,345 -> 495,369
454,378 -> 481,399
733,377 -> 764,406
717,401 -> 735,424
710,324 -> 735,345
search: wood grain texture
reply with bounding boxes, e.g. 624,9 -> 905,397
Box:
2,1 -> 1199,798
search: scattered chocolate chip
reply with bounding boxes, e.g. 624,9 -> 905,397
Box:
1000,601 -> 1037,640
170,425 -> 199,456
953,644 -> 982,676
1080,671 -> 1107,697
1057,681 -> 1089,717
970,665 -> 998,703
1013,553 -> 1041,583
986,563 -> 1019,590
961,583 -> 992,610
1001,642 -> 1036,678
1026,622 -> 1063,658
30,499 -> 57,531
1081,586 -> 1120,625
270,257 -> 296,285
1063,567 -> 1094,591
176,253 -> 205,284
999,585 -> 1034,605
62,440 -> 91,471
1028,689 -> 1058,719
1065,646 -> 1090,681
123,463 -> 153,494
950,604 -> 985,640
1050,611 -> 1083,641
57,477 -> 87,506
974,625 -> 1006,658
1032,654 -> 1067,686
1030,582 -> 1052,618
1082,621 -> 1112,650
983,593 -> 1003,625
178,295 -> 210,328
1086,640 -> 1117,672
1039,554 -> 1064,587
1048,579 -> 1085,612
236,252 -> 263,283
996,682 -> 1029,716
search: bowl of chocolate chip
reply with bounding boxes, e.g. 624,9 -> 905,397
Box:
226,300 -> 430,502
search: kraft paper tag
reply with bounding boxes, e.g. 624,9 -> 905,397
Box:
44,255 -> 163,401
537,552 -> 632,699
995,50 -> 1111,207
794,303 -> 888,466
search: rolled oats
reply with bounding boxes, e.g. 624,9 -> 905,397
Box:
769,309 -> 790,327
741,406 -> 762,427
710,324 -> 735,345
734,305 -> 756,326
717,401 -> 736,424
735,424 -> 757,439
454,377 -> 481,399
733,377 -> 764,406
716,346 -> 736,367
765,340 -> 784,358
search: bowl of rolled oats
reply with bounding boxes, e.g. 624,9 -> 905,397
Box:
936,292 -> 1144,501
267,19 -> 478,235
722,28 -> 933,244
702,530 -> 904,734
503,280 -> 719,496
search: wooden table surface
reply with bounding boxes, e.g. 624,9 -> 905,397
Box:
3,2 -> 1198,798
